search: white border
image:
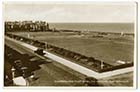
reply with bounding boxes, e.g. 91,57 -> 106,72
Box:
0,0 -> 139,92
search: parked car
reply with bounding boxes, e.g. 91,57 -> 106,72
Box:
34,48 -> 45,56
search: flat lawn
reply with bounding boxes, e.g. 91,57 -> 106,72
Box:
12,32 -> 134,66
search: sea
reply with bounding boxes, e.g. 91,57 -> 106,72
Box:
49,23 -> 134,33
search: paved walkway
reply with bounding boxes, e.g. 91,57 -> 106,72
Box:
5,36 -> 133,79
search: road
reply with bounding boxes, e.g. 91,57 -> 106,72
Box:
5,37 -> 85,86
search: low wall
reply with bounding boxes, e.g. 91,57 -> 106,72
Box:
5,33 -> 133,73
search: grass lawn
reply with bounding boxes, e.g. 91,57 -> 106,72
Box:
12,32 -> 134,66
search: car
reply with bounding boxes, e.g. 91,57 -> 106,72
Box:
34,48 -> 45,56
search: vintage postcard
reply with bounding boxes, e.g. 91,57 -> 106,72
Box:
3,1 -> 137,88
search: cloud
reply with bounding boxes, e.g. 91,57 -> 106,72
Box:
4,2 -> 136,23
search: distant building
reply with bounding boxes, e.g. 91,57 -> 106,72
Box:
5,21 -> 50,32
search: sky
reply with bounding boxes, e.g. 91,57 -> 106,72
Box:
3,1 -> 136,23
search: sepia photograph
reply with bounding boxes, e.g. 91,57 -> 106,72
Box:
3,1 -> 136,87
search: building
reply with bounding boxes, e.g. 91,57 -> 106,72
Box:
5,21 -> 50,32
